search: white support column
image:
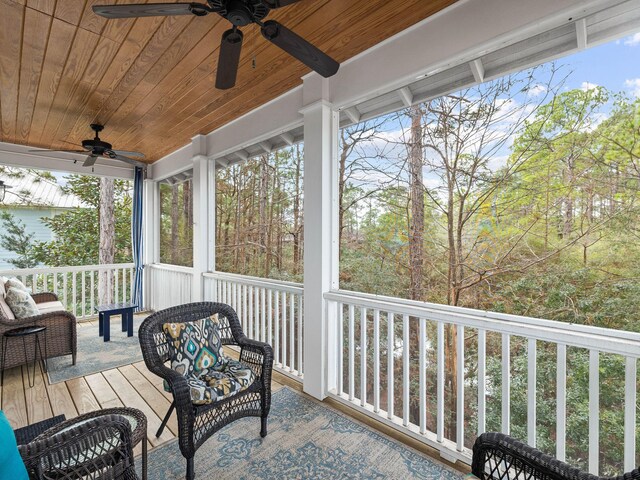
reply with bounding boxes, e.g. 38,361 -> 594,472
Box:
191,135 -> 213,302
302,78 -> 339,399
142,178 -> 159,310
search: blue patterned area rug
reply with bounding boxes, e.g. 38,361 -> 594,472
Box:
47,315 -> 145,384
143,387 -> 463,479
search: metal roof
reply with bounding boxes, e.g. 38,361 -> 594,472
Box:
0,170 -> 85,209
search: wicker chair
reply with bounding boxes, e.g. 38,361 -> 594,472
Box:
472,432 -> 640,480
0,292 -> 77,369
139,302 -> 274,480
18,414 -> 139,479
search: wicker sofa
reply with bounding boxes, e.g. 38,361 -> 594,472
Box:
0,292 -> 77,370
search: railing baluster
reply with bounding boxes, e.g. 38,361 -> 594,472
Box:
282,292 -> 288,370
589,350 -> 599,475
457,324 -> 464,451
63,272 -> 68,311
419,317 -> 426,434
81,271 -> 86,318
338,302 -> 344,395
387,312 -> 394,420
402,314 -> 409,426
527,338 -> 537,447
115,268 -> 119,304
297,295 -> 303,376
478,329 -> 486,436
502,333 -> 511,435
361,307 -> 368,408
274,290 -> 280,366
248,286 -> 254,339
289,293 -> 295,372
72,272 -> 77,317
373,309 -> 381,414
129,268 -> 133,302
624,356 -> 637,471
90,270 -> 95,314
267,288 -> 273,347
437,322 -> 444,442
556,343 -> 567,461
261,288 -> 266,343
348,304 -> 355,401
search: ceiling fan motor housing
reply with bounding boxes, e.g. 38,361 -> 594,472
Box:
209,0 -> 269,25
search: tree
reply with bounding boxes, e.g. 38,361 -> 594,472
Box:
0,211 -> 38,268
98,178 -> 115,304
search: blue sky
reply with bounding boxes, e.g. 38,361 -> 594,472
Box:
565,32 -> 640,95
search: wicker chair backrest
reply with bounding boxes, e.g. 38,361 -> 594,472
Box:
139,302 -> 243,365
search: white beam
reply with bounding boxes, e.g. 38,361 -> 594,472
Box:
344,106 -> 361,124
191,155 -> 211,301
258,141 -> 272,154
397,87 -> 414,108
234,150 -> 249,162
215,158 -> 229,168
0,141 -> 134,179
327,0 -> 619,109
576,18 -> 588,49
280,132 -> 295,146
469,58 -> 485,83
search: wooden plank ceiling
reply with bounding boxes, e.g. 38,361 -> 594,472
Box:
0,0 -> 457,163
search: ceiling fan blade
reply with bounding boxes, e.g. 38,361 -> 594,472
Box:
216,28 -> 244,90
83,155 -> 98,167
28,149 -> 88,153
261,20 -> 339,78
111,154 -> 147,168
261,0 -> 305,8
111,149 -> 146,159
93,3 -> 213,19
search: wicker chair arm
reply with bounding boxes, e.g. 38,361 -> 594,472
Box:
19,415 -> 138,479
148,362 -> 193,409
238,337 -> 274,376
0,309 -> 75,327
471,433 -> 640,480
31,292 -> 59,304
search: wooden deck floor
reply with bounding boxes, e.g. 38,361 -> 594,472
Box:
0,319 -> 287,454
0,318 -> 466,474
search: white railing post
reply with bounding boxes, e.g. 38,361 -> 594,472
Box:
191,136 -> 213,302
301,82 -> 339,400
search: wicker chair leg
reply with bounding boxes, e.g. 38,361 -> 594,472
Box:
156,401 -> 175,438
260,416 -> 268,438
186,456 -> 195,480
72,352 -> 77,366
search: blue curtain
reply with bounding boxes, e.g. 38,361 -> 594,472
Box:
131,167 -> 144,310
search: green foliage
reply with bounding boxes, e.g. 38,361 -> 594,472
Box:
0,211 -> 38,268
31,175 -> 133,266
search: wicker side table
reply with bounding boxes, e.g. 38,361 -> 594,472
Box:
34,407 -> 148,480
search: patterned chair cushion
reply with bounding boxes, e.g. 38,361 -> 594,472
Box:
4,287 -> 39,319
162,316 -> 256,405
182,359 -> 256,405
163,316 -> 226,377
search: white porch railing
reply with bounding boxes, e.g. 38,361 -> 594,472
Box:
324,289 -> 640,474
0,263 -> 135,320
146,263 -> 194,311
204,271 -> 304,379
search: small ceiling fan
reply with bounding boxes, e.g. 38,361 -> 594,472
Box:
93,1 -> 340,90
30,124 -> 146,168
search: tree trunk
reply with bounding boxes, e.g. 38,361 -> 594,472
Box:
292,145 -> 302,275
408,107 -> 424,302
98,178 -> 115,305
170,184 -> 179,264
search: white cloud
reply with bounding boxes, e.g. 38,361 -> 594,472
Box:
624,32 -> 640,47
527,84 -> 547,97
580,81 -> 599,92
625,78 -> 640,97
